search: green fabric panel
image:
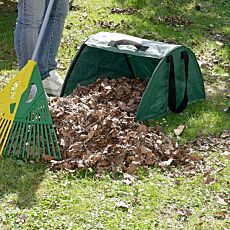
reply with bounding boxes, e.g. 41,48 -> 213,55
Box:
185,48 -> 206,102
136,58 -> 169,121
64,46 -> 133,95
136,47 -> 205,121
128,56 -> 161,80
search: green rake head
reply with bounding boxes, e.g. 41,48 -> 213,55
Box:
2,64 -> 62,161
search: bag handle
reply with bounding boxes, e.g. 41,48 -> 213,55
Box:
167,51 -> 189,113
108,39 -> 149,51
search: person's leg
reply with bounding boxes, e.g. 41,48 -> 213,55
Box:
38,0 -> 69,79
14,0 -> 46,70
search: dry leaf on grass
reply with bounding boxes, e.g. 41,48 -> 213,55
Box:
213,211 -> 228,219
204,175 -> 215,185
174,125 -> 186,136
42,155 -> 55,161
215,195 -> 228,206
189,155 -> 203,162
221,151 -> 230,160
159,158 -> 174,167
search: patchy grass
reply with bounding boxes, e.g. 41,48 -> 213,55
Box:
0,0 -> 229,229
148,100 -> 230,144
0,157 -> 229,229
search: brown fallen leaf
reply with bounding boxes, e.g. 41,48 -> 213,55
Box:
140,146 -> 152,154
159,158 -> 174,167
204,175 -> 215,185
221,151 -> 230,160
174,125 -> 185,136
189,155 -> 203,162
137,124 -> 147,133
214,211 -> 227,219
127,162 -> 140,174
42,155 -> 55,161
215,195 -> 228,206
155,125 -> 164,134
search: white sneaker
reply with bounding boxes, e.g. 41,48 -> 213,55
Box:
42,70 -> 64,96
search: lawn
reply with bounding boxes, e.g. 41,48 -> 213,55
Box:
0,156 -> 229,229
0,0 -> 229,229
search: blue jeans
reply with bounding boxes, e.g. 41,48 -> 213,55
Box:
14,0 -> 69,79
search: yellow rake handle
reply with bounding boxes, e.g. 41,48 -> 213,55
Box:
0,60 -> 36,156
0,60 -> 36,118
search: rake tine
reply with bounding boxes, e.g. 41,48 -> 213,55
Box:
26,123 -> 33,160
37,123 -> 41,160
32,111 -> 36,159
0,117 -> 4,130
34,108 -> 41,160
9,123 -> 20,157
0,120 -> 13,155
12,122 -> 23,157
32,126 -> 37,159
17,123 -> 26,158
52,126 -> 61,159
3,121 -> 14,157
47,125 -> 56,158
4,122 -> 15,157
0,119 -> 8,143
40,124 -> 46,157
44,124 -> 51,156
22,123 -> 29,159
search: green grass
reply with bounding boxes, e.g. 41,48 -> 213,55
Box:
148,100 -> 230,143
0,0 -> 229,229
0,12 -> 17,71
0,157 -> 229,229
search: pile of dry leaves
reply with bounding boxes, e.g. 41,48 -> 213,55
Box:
49,77 -> 191,176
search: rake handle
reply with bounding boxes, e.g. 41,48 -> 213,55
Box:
0,61 -> 36,117
32,0 -> 55,61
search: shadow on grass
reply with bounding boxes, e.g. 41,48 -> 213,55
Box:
113,0 -> 230,57
0,10 -> 17,72
0,158 -> 46,208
